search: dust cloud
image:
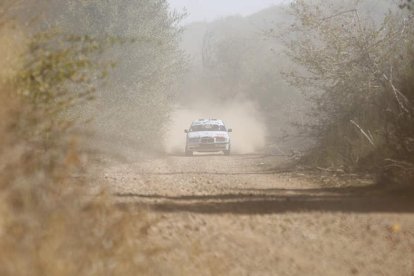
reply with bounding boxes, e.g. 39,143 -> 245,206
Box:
164,100 -> 267,154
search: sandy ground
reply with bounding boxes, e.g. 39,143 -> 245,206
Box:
103,154 -> 414,276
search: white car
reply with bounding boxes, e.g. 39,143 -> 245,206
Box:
184,119 -> 232,156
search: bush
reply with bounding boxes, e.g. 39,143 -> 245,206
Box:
0,1 -> 184,274
0,90 -> 158,275
282,0 -> 414,184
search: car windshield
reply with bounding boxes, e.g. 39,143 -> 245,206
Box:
190,124 -> 226,132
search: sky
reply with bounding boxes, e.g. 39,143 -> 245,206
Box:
168,0 -> 289,24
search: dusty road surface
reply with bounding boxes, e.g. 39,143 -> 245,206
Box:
103,154 -> 414,276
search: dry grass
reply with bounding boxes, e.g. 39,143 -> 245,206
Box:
0,89 -> 169,275
0,24 -> 174,273
0,12 -> 172,276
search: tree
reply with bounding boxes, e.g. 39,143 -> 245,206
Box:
35,0 -> 185,155
0,2 -> 186,274
186,14 -> 304,145
279,0 -> 414,171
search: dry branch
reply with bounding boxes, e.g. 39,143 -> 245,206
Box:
383,73 -> 412,113
350,120 -> 375,147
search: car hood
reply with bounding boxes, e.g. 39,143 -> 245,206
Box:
187,131 -> 229,139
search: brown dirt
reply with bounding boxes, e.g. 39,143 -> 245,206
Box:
103,154 -> 414,276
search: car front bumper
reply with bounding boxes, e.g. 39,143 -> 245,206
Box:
187,142 -> 230,152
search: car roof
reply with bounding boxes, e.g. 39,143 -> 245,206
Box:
191,119 -> 225,126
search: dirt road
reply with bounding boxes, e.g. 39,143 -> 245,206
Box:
104,154 -> 414,275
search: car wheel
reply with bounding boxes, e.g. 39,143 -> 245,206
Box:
185,146 -> 193,156
223,145 -> 231,156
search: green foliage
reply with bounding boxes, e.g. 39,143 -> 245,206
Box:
10,30 -> 117,149
17,32 -> 111,110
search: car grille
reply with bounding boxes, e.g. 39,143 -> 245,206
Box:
215,137 -> 226,142
201,137 -> 214,144
189,138 -> 199,143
